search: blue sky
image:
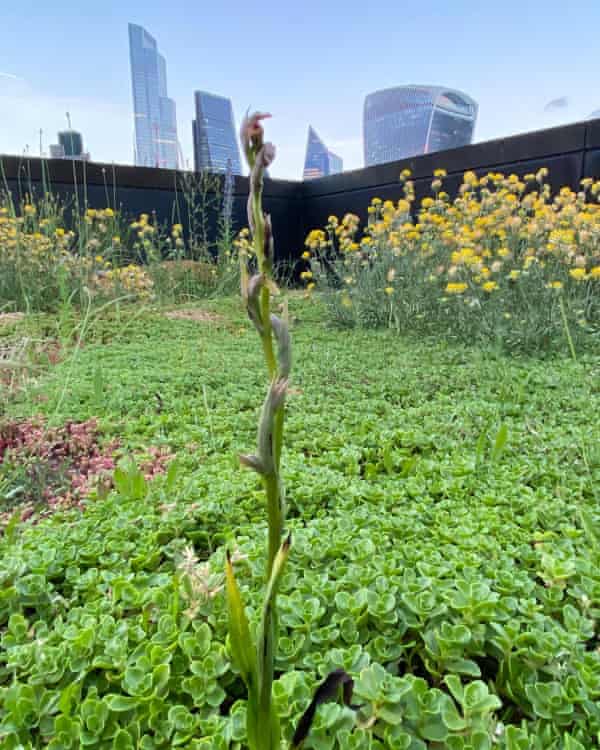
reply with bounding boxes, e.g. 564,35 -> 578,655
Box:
1,0 -> 598,179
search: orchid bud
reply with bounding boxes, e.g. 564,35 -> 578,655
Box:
240,111 -> 271,164
264,213 -> 275,267
257,378 -> 288,476
257,143 -> 276,169
239,453 -> 266,475
270,314 -> 291,378
247,274 -> 265,334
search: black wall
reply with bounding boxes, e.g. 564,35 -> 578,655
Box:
3,117 -> 600,264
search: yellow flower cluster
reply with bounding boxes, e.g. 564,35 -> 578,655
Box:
303,169 -> 600,303
233,227 -> 255,259
0,204 -> 75,269
92,264 -> 154,301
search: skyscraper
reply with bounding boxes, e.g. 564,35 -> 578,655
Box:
363,86 -> 477,167
49,130 -> 90,161
128,23 -> 178,169
302,126 -> 343,180
192,92 -> 242,174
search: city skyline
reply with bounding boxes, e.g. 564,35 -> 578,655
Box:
1,1 -> 599,179
128,23 -> 178,169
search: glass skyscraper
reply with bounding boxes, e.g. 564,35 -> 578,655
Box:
128,23 -> 178,169
302,126 -> 343,180
363,86 -> 477,167
192,92 -> 242,174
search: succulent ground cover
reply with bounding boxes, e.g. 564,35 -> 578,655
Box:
0,299 -> 599,749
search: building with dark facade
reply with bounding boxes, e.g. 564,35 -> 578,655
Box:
128,23 -> 178,169
302,126 -> 343,180
363,86 -> 477,166
49,130 -> 90,161
192,92 -> 242,174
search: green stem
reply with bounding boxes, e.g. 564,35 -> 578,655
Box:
558,295 -> 577,362
264,473 -> 283,576
260,305 -> 277,378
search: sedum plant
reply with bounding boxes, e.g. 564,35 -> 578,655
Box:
225,112 -> 352,750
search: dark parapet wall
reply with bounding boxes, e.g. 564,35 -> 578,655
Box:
299,120 -> 588,241
1,118 -> 600,266
0,156 -> 304,265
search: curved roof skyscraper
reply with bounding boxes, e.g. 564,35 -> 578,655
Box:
363,86 -> 478,167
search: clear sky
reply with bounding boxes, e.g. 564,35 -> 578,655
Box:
1,0 -> 598,180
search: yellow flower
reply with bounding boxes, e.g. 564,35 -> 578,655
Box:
400,169 -> 412,180
300,270 -> 313,280
421,197 -> 434,209
590,266 -> 600,279
508,270 -> 520,280
482,281 -> 498,292
445,282 -> 468,294
306,282 -> 315,291
302,251 -> 311,260
547,281 -> 563,289
54,228 -> 65,238
384,286 -> 394,296
569,268 -> 587,281
434,168 -> 447,178
104,208 -> 115,218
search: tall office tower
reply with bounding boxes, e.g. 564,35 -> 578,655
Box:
192,91 -> 242,174
128,23 -> 178,169
49,129 -> 90,161
302,126 -> 343,180
363,86 -> 477,166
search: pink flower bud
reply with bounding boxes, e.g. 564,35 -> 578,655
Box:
240,112 -> 272,162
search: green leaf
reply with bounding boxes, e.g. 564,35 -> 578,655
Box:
224,550 -> 256,687
112,729 -> 135,750
104,695 -> 140,712
490,423 -> 509,463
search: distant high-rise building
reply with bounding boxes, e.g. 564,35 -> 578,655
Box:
128,23 -> 178,169
302,126 -> 343,180
363,86 -> 478,167
192,91 -> 242,174
49,129 -> 90,161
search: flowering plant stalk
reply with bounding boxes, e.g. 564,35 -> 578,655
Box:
224,111 -> 290,750
225,113 -> 353,750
